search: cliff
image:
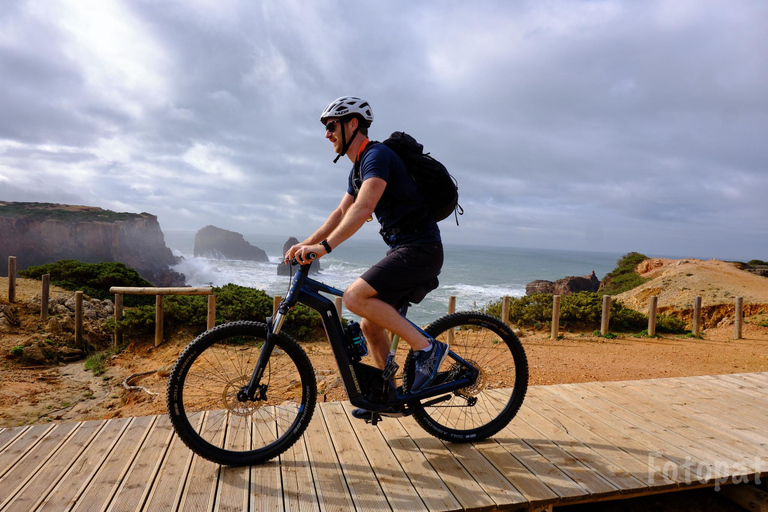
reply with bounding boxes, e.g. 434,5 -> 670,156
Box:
0,202 -> 184,286
193,225 -> 268,261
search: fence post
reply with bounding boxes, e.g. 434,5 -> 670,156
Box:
114,293 -> 123,347
693,296 -> 702,337
335,297 -> 343,317
207,294 -> 216,330
75,291 -> 84,349
448,296 -> 456,344
551,295 -> 561,340
648,296 -> 658,337
601,295 -> 611,335
41,274 -> 50,322
273,295 -> 282,316
155,295 -> 164,347
8,256 -> 16,303
502,296 -> 510,326
734,297 -> 743,340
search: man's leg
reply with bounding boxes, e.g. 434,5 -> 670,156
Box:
344,278 -> 431,354
359,318 -> 391,369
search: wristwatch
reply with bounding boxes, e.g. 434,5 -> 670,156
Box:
320,239 -> 332,253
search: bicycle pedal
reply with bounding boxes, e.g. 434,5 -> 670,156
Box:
382,362 -> 399,381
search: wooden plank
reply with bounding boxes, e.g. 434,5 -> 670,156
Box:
281,405 -> 320,512
597,382 -> 767,477
108,286 -> 213,295
516,394 -> 649,494
249,408 -> 283,512
303,404 -> 356,512
0,426 -> 27,454
532,388 -> 676,492
543,384 -> 706,488
566,383 -> 734,482
340,403 -> 428,512
215,413 -> 251,512
504,406 -> 618,499
106,414 -> 175,512
24,418 -> 130,512
178,412 -> 225,512
0,424 -> 55,480
649,379 -> 768,446
320,402 -> 389,510
397,414 -> 497,511
143,417 -> 199,511
376,415 -> 462,512
0,422 -> 83,510
70,415 -> 156,512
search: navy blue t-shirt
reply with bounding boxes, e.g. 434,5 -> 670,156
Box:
347,143 -> 441,248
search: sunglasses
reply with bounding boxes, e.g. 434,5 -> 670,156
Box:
325,120 -> 343,134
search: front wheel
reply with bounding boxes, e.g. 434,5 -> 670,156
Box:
404,312 -> 528,442
166,321 -> 317,466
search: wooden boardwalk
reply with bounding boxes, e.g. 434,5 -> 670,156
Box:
1,372 -> 767,511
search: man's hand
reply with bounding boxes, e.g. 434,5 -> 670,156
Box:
285,243 -> 327,265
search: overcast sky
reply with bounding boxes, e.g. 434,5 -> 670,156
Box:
1,0 -> 767,260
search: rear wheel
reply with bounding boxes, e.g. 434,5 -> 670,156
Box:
167,321 -> 316,466
403,312 -> 528,442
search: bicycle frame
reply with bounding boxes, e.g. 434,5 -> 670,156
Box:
245,262 -> 478,413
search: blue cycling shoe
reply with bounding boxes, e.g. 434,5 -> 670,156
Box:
410,339 -> 449,393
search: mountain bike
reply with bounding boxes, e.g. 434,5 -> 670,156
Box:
166,257 -> 528,466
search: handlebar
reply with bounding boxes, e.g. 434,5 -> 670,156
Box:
289,252 -> 317,266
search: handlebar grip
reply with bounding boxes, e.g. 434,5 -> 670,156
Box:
290,252 -> 317,266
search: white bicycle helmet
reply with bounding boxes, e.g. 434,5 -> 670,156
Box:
320,96 -> 374,125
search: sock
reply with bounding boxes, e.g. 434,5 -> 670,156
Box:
417,340 -> 433,353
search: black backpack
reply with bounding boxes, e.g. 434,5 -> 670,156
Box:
356,131 -> 463,224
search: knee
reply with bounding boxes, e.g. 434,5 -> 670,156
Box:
343,280 -> 368,314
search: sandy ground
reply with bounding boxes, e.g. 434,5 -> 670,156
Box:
2,270 -> 768,511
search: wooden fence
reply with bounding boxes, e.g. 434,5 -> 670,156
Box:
3,255 -> 754,345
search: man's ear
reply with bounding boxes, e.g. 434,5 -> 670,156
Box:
347,117 -> 359,131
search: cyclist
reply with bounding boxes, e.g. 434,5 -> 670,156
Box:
285,96 -> 447,416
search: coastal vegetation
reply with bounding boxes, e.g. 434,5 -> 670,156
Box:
483,292 -> 687,333
111,284 -> 324,339
0,202 -> 141,222
20,260 -> 154,307
598,252 -> 650,296
20,258 -> 325,340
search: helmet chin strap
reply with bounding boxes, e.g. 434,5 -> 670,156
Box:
333,120 -> 360,163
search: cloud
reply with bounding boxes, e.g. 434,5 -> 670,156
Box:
0,0 -> 767,260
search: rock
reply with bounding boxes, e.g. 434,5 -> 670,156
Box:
193,225 -> 269,261
526,271 -> 601,296
0,202 -> 184,286
58,346 -> 85,362
46,317 -> 63,335
0,304 -> 18,332
277,237 -> 322,275
20,345 -> 49,365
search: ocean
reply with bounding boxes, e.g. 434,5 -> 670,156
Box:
164,231 -> 623,327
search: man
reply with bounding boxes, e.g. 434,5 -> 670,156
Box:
285,96 -> 448,413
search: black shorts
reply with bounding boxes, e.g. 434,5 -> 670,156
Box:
360,242 -> 443,306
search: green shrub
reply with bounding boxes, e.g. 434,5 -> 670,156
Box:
655,314 -> 688,334
111,283 -> 325,340
20,260 -> 154,306
599,252 -> 650,296
484,291 -> 656,333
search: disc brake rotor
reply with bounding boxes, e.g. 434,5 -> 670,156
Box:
453,359 -> 487,397
222,375 -> 259,417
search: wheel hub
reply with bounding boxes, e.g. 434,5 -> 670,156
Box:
222,376 -> 259,417
453,359 -> 487,397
